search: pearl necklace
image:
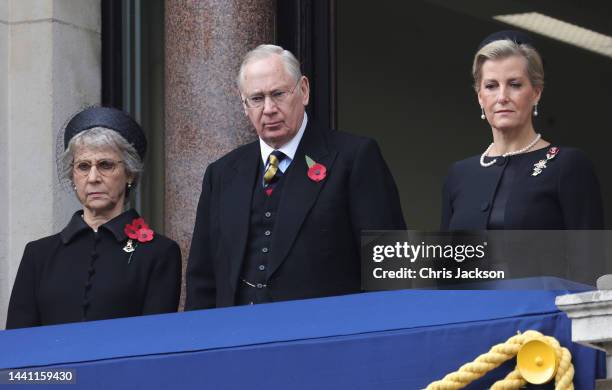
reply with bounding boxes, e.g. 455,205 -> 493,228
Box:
480,133 -> 541,167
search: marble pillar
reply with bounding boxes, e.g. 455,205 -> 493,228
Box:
0,0 -> 100,328
165,0 -> 275,307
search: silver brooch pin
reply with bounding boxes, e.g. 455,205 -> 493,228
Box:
123,239 -> 135,253
532,147 -> 559,176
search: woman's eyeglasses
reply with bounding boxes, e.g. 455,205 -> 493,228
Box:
72,159 -> 124,177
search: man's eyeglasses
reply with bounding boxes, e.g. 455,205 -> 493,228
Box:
72,159 -> 124,177
242,78 -> 301,109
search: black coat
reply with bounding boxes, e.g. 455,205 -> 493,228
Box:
442,146 -> 603,230
6,209 -> 181,329
441,146 -> 605,285
186,123 -> 406,309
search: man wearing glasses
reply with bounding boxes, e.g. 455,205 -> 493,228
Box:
186,44 -> 405,309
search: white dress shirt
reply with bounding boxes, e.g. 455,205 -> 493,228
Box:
259,112 -> 308,173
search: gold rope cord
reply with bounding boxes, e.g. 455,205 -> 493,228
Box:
426,330 -> 574,390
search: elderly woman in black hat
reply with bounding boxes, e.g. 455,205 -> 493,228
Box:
6,107 -> 181,329
440,31 -> 604,284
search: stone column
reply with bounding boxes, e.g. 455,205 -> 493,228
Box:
556,290 -> 612,389
0,0 -> 101,328
165,0 -> 275,306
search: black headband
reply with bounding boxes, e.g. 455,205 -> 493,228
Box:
477,30 -> 536,51
63,107 -> 147,160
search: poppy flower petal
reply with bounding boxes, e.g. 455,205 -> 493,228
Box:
124,224 -> 139,239
137,228 -> 154,243
307,163 -> 327,182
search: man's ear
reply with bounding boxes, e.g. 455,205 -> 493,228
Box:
300,76 -> 310,106
238,87 -> 248,116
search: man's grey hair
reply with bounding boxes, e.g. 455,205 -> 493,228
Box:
60,127 -> 144,186
237,44 -> 302,91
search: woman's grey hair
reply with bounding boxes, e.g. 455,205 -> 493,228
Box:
61,127 -> 143,188
472,39 -> 544,92
236,44 -> 302,91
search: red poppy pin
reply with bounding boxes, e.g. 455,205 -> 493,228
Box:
123,217 -> 154,263
125,217 -> 154,243
546,147 -> 559,159
305,155 -> 327,182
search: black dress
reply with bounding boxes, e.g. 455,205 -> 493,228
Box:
6,209 -> 181,329
441,146 -> 604,284
442,146 -> 603,230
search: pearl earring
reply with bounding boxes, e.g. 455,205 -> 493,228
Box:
128,183 -> 132,188
534,104 -> 539,117
480,107 -> 486,120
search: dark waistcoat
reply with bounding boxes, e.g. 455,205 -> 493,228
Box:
236,161 -> 291,305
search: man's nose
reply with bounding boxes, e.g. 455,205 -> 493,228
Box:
262,95 -> 278,114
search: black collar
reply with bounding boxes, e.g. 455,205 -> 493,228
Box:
60,209 -> 140,244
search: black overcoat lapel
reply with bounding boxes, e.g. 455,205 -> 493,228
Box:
268,124 -> 338,277
220,142 -> 260,292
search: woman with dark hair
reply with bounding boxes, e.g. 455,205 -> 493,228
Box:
6,107 -> 181,329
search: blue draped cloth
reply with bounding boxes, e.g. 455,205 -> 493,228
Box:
0,279 -> 605,389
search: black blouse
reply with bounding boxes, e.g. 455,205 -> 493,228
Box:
441,146 -> 604,230
6,209 -> 181,329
